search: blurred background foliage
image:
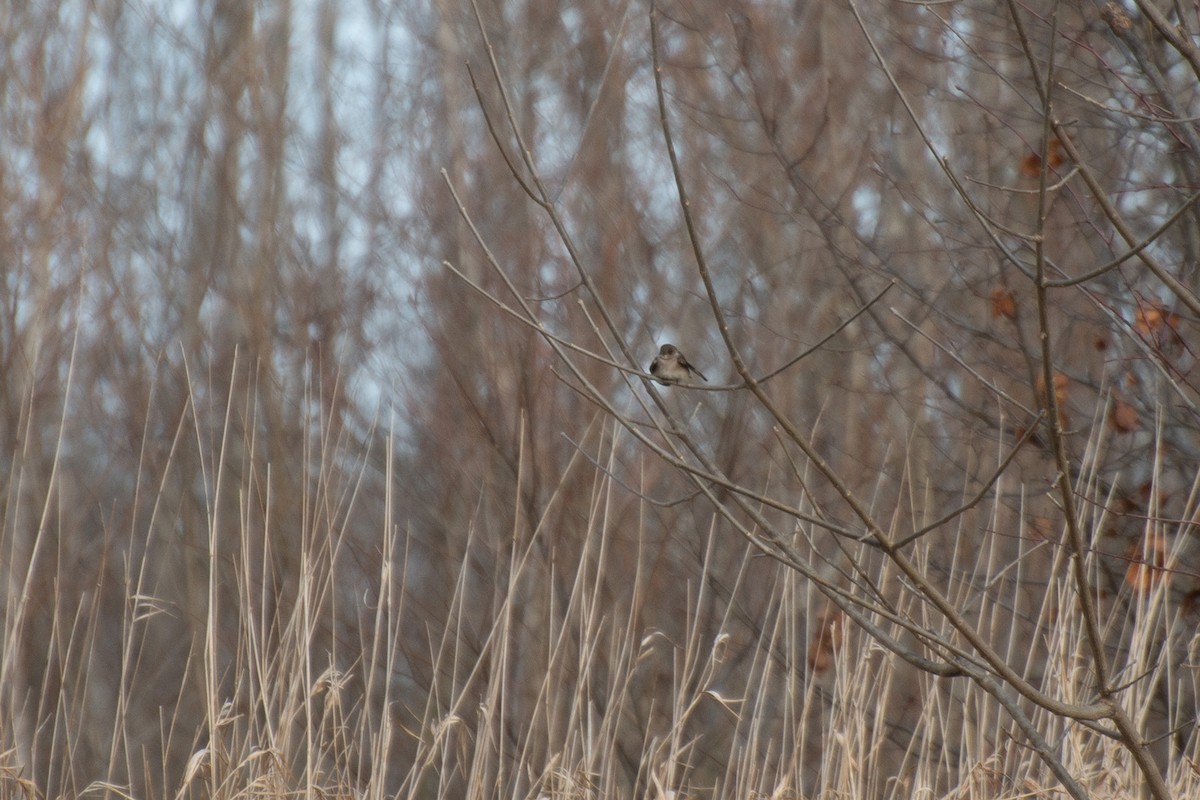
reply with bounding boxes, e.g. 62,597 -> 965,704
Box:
2,1 -> 1199,798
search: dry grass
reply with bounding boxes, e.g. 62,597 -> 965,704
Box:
1,354 -> 1197,800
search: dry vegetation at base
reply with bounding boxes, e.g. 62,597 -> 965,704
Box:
3,372 -> 1198,800
4,1 -> 1200,798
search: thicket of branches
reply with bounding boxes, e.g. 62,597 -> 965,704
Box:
2,1 -> 1200,799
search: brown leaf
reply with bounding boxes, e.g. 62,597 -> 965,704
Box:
1027,516 -> 1055,542
1109,399 -> 1138,433
990,286 -> 1017,319
1046,137 -> 1066,170
1134,304 -> 1164,334
1125,532 -> 1169,592
1019,152 -> 1042,177
1133,300 -> 1181,347
807,606 -> 843,675
1128,299 -> 1185,357
1036,372 -> 1070,427
1036,371 -> 1068,405
1019,137 -> 1068,176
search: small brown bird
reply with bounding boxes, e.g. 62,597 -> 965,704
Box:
649,343 -> 707,385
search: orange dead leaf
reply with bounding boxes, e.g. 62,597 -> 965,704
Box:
1055,373 -> 1067,394
1134,304 -> 1174,335
990,286 -> 1017,320
1109,398 -> 1138,433
1027,516 -> 1055,542
1036,371 -> 1069,422
1133,300 -> 1183,353
1019,152 -> 1042,177
1125,532 -> 1169,592
1046,137 -> 1066,170
1110,494 -> 1139,514
807,607 -> 844,675
1135,480 -> 1171,508
1051,372 -> 1068,404
1019,137 -> 1069,176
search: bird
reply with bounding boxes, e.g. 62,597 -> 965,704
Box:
649,343 -> 707,385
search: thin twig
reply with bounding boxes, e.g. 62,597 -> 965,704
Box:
1047,190 -> 1200,288
755,281 -> 895,384
894,415 -> 1043,548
